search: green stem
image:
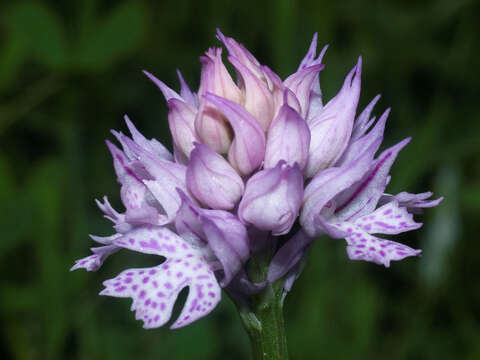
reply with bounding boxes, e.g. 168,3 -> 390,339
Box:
236,243 -> 289,360
239,283 -> 289,360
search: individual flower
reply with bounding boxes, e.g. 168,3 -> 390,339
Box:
72,29 -> 442,330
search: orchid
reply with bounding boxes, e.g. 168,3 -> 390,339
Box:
72,29 -> 442,359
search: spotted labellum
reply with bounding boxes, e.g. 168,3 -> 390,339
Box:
72,29 -> 442,330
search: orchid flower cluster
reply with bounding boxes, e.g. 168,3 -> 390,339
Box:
72,30 -> 442,330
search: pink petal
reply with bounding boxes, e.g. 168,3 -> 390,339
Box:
204,93 -> 266,177
337,108 -> 389,166
300,139 -> 379,237
176,69 -> 198,108
167,99 -> 199,158
239,162 -> 303,235
143,70 -> 183,102
284,63 -> 324,119
334,138 -> 411,222
264,95 -> 311,170
305,58 -> 362,178
229,56 -> 275,130
186,143 -> 244,210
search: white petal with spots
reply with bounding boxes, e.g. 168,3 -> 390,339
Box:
353,201 -> 422,235
100,226 -> 221,329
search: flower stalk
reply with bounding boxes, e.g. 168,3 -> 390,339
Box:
239,283 -> 288,360
237,245 -> 289,360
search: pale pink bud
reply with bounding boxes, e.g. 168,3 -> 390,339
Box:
167,98 -> 198,158
186,143 -> 244,210
238,161 -> 304,235
216,29 -> 263,79
194,47 -> 244,154
198,48 -> 242,103
264,92 -> 311,170
284,63 -> 324,119
305,57 -> 362,178
194,101 -> 233,154
204,93 -> 266,177
229,56 -> 275,130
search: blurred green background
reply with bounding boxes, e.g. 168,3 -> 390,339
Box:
1,0 -> 479,359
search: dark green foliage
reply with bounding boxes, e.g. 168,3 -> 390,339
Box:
0,0 -> 478,359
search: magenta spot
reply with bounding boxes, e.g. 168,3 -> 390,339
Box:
162,264 -> 169,270
79,260 -> 87,265
177,272 -> 183,278
379,250 -> 386,257
132,285 -> 138,291
196,284 -> 204,298
129,238 -> 135,244
145,299 -> 151,306
165,282 -> 172,289
184,315 -> 190,320
126,272 -> 134,276
399,221 -> 407,226
115,286 -> 126,292
187,253 -> 193,258
196,305 -> 201,310
347,228 -> 352,233
139,290 -> 146,298
357,244 -> 365,248
208,292 -> 215,298
114,282 -> 121,287
361,238 -> 367,242
355,233 -> 361,237
148,319 -> 152,324
149,269 -> 157,275
355,250 -> 363,254
383,209 -> 392,215
154,315 -> 160,322
142,277 -> 150,284
395,215 -> 402,218
184,262 -> 190,267
397,251 -> 406,256
157,291 -> 165,297
364,224 -> 371,231
124,278 -> 132,284
160,302 -> 166,310
139,270 -> 145,275
369,247 -> 375,251
189,299 -> 198,313
151,301 -> 157,308
182,244 -> 188,249
175,259 -> 182,263
207,283 -> 213,288
152,281 -> 158,288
